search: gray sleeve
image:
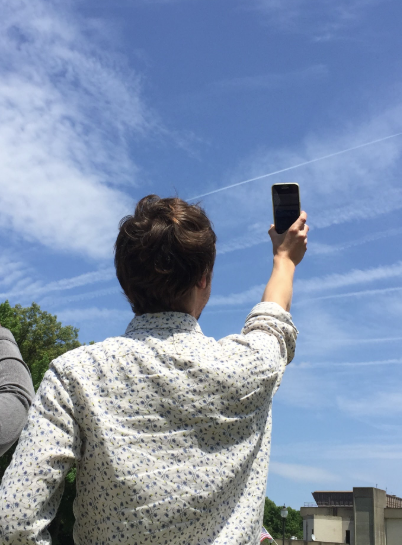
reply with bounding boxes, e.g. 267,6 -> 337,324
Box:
0,326 -> 35,456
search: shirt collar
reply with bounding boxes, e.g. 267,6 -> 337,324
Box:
124,311 -> 203,335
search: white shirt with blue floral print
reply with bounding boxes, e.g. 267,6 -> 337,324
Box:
0,302 -> 297,545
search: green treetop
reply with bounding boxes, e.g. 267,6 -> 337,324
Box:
263,497 -> 303,539
0,300 -> 81,390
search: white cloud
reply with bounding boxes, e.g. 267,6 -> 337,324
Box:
56,306 -> 132,325
208,260 -> 402,308
250,0 -> 382,39
308,228 -> 402,256
364,290 -> 402,320
218,225 -> 402,258
326,443 -> 402,460
0,267 -> 116,299
0,254 -> 32,291
302,357 -> 402,369
294,285 -> 402,306
201,103 -> 402,248
217,223 -> 268,255
275,365 -> 337,409
270,461 -> 340,483
337,390 -> 402,418
210,65 -> 328,93
274,441 -> 402,461
209,284 -> 265,307
44,268 -> 116,292
295,261 -> 402,294
39,286 -> 121,307
0,0 -> 157,260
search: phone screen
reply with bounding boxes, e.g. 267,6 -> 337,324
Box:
272,184 -> 300,234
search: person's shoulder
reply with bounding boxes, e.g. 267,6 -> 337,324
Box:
51,337 -> 123,371
51,336 -> 131,372
0,325 -> 18,344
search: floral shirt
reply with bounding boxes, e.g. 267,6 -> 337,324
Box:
0,302 -> 297,545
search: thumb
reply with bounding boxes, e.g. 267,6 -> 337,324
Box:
268,223 -> 277,240
293,211 -> 307,230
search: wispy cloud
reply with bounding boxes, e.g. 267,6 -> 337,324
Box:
308,227 -> 402,255
44,269 -> 115,292
0,0 -> 159,260
0,254 -> 33,291
274,441 -> 402,461
200,102 -> 402,247
299,357 -> 402,369
295,261 -> 402,294
270,461 -> 340,483
208,260 -> 402,308
209,284 -> 265,307
56,306 -> 132,325
218,225 -> 402,257
250,0 -> 382,40
209,65 -> 328,93
294,285 -> 402,306
39,286 -> 120,307
0,266 -> 116,302
217,224 -> 268,255
337,390 -> 402,418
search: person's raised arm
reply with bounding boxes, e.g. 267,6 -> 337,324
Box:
262,211 -> 308,311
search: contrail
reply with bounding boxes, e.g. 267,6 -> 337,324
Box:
188,132 -> 402,201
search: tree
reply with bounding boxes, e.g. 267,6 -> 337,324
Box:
0,300 -> 81,545
0,300 -> 81,390
263,497 -> 303,539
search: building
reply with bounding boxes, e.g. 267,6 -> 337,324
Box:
300,488 -> 402,545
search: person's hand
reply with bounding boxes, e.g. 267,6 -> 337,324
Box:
268,211 -> 309,266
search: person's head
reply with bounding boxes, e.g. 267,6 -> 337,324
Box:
114,194 -> 216,317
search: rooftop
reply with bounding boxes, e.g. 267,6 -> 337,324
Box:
307,490 -> 402,509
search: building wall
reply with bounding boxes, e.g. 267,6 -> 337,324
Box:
275,541 -> 343,545
353,487 -> 386,545
301,507 -> 354,518
342,516 -> 354,545
302,514 -> 343,542
384,508 -> 402,545
314,515 -> 343,543
301,507 -> 354,544
384,507 -> 402,520
385,519 -> 402,545
300,488 -> 402,545
303,516 -> 313,541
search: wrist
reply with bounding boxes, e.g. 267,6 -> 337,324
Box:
273,254 -> 296,271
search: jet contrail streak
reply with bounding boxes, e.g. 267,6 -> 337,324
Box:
188,132 -> 402,201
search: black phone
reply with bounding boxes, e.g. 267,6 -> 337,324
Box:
271,183 -> 301,234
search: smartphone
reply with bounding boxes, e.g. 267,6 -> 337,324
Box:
271,183 -> 301,234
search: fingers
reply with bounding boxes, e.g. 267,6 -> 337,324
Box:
293,211 -> 307,231
268,223 -> 279,241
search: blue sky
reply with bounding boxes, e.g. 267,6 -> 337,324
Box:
1,0 -> 402,510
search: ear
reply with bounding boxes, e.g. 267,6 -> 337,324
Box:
196,275 -> 208,289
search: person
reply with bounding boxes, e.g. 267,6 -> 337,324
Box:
0,324 -> 35,456
0,195 -> 308,545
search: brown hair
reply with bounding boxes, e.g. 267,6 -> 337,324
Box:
114,195 -> 216,314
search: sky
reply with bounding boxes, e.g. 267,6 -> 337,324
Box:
1,0 -> 402,511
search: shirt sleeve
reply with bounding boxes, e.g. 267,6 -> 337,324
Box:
241,301 -> 298,365
0,363 -> 81,545
218,301 -> 298,400
0,326 -> 35,456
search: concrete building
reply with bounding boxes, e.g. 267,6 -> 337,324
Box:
300,488 -> 402,545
